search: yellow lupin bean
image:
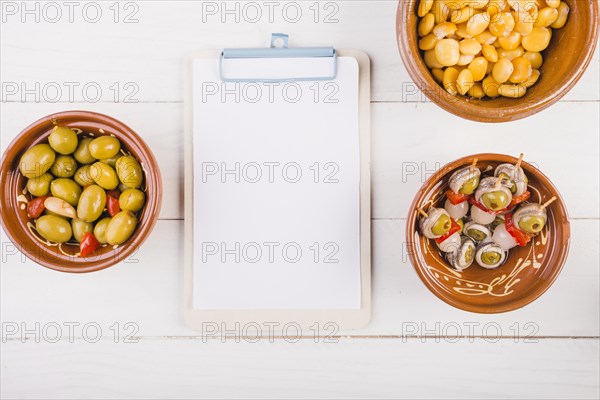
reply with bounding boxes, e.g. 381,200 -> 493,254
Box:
492,57 -> 514,83
459,37 -> 482,55
486,60 -> 495,73
419,33 -> 439,50
432,0 -> 451,23
443,0 -> 470,11
443,67 -> 460,95
468,83 -> 486,98
512,10 -> 534,35
456,69 -> 475,94
482,75 -> 501,97
497,46 -> 524,60
466,12 -> 490,36
431,68 -> 445,83
509,56 -> 532,83
489,12 -> 515,37
419,0 -> 434,17
498,83 -> 527,97
475,30 -> 497,45
534,7 -> 558,27
435,38 -> 460,66
450,6 -> 475,24
471,0 -> 490,10
482,43 -> 499,62
424,49 -> 445,68
419,13 -> 436,36
433,21 -> 457,38
523,69 -> 540,87
455,22 -> 472,38
550,2 -> 568,29
488,0 -> 508,15
523,51 -> 543,69
546,0 -> 560,8
521,26 -> 551,51
498,31 -> 521,50
457,53 -> 475,66
468,56 -> 489,81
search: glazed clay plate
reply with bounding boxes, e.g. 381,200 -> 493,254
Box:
0,111 -> 162,273
406,153 -> 570,313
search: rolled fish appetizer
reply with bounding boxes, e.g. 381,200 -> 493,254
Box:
446,237 -> 476,271
417,155 -> 554,272
494,153 -> 528,197
475,242 -> 507,270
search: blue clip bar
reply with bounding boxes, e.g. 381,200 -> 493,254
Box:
220,33 -> 337,82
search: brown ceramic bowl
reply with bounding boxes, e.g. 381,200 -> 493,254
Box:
0,111 -> 162,273
406,153 -> 570,313
396,0 -> 599,122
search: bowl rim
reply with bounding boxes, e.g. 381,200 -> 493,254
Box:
405,153 -> 571,313
0,110 -> 162,273
396,0 -> 600,123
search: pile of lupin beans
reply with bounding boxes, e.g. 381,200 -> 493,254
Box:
18,125 -> 146,257
417,0 -> 569,98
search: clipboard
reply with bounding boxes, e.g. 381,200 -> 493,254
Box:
183,34 -> 371,333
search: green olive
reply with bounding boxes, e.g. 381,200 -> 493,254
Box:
481,251 -> 501,266
74,165 -> 95,187
481,191 -> 510,211
93,217 -> 112,244
71,219 -> 93,242
498,172 -> 517,193
518,215 -> 546,234
491,216 -> 504,229
19,144 -> 56,178
119,189 -> 145,212
467,228 -> 487,242
73,137 -> 96,164
26,173 -> 53,197
89,162 -> 119,190
431,214 -> 451,236
105,211 -> 137,245
101,155 -> 120,168
456,218 -> 464,234
464,246 -> 474,263
459,176 -> 479,195
88,136 -> 121,160
49,155 -> 77,178
35,215 -> 72,243
48,126 -> 78,155
77,185 -> 107,223
50,178 -> 82,207
115,155 -> 143,189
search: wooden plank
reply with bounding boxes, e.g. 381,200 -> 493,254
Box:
2,219 -> 598,337
1,338 -> 598,399
0,1 -> 598,103
2,101 -> 598,220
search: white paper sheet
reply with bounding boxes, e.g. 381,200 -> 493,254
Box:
192,56 -> 360,309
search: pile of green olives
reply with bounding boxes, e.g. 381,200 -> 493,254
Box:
19,125 -> 146,254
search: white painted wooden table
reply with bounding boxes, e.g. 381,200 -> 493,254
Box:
1,1 -> 599,398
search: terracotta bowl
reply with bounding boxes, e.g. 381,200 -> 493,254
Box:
406,153 -> 570,313
0,111 -> 162,273
396,0 -> 599,122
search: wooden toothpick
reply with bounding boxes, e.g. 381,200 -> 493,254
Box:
417,208 -> 429,218
540,196 -> 557,210
470,158 -> 478,173
515,153 -> 524,170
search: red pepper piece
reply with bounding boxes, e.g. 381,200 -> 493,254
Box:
445,189 -> 471,205
106,190 -> 121,217
27,196 -> 47,219
505,213 -> 533,246
508,190 -> 531,208
79,232 -> 102,257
